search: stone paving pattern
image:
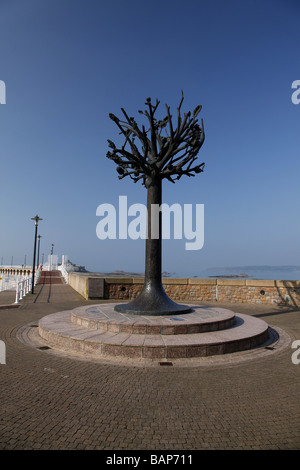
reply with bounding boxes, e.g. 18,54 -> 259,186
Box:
0,284 -> 299,450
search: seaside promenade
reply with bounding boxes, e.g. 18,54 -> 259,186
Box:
0,279 -> 299,451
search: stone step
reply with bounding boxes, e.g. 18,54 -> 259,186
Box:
38,271 -> 64,285
38,304 -> 269,360
70,304 -> 236,334
39,271 -> 61,276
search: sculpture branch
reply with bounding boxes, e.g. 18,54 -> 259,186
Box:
106,92 -> 205,187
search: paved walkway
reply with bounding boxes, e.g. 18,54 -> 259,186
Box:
0,284 -> 299,450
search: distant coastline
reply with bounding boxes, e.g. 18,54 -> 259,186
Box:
204,265 -> 300,281
208,273 -> 253,278
86,269 -> 173,278
205,265 -> 300,273
89,270 -> 144,278
83,266 -> 300,281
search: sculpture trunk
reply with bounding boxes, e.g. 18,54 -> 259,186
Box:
145,176 -> 162,290
114,176 -> 192,316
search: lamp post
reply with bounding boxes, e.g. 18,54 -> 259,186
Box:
31,215 -> 43,294
37,235 -> 42,269
50,244 -> 54,271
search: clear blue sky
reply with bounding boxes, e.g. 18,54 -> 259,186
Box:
0,0 -> 299,275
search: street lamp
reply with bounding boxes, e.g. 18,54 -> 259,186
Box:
50,244 -> 54,271
31,215 -> 43,294
37,235 -> 42,269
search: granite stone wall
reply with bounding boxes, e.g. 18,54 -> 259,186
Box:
102,277 -> 300,307
67,273 -> 300,307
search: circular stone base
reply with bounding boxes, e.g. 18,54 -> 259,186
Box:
71,304 -> 236,334
37,303 -> 270,361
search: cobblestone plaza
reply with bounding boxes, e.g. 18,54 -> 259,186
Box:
0,283 -> 299,451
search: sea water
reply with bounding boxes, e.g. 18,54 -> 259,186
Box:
167,268 -> 300,281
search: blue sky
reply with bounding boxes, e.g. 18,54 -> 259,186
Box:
0,0 -> 299,275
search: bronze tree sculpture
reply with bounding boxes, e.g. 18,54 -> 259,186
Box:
106,92 -> 205,315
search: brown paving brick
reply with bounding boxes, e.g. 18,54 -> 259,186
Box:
122,345 -> 141,358
166,345 -> 187,358
132,324 -> 147,334
160,325 -> 175,335
223,341 -> 238,354
101,343 -> 122,356
142,346 -> 165,359
174,324 -> 188,334
147,325 -> 161,335
83,341 -> 102,354
186,344 -> 207,357
207,343 -> 224,355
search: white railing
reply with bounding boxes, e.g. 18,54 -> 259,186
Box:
15,277 -> 32,304
14,266 -> 42,304
13,267 -> 41,304
35,266 -> 42,285
57,264 -> 69,283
